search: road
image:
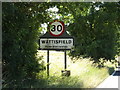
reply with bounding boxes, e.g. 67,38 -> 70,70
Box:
96,66 -> 120,89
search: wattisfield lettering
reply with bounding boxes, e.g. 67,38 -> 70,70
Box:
41,40 -> 72,44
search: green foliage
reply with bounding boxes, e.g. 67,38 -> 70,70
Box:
64,2 -> 120,62
35,51 -> 114,88
2,2 -> 120,88
2,2 -> 49,88
52,2 -> 120,62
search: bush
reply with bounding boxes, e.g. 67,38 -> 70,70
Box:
2,3 -> 45,88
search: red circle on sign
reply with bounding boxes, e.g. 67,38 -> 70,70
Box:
49,20 -> 65,36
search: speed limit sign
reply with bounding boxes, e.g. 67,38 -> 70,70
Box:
49,20 -> 65,36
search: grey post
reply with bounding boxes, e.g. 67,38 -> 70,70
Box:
64,50 -> 67,69
47,50 -> 49,77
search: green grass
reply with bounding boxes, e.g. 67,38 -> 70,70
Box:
36,50 -> 115,88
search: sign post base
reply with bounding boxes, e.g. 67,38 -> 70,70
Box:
61,70 -> 70,77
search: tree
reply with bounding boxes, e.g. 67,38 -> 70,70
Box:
2,2 -> 120,88
56,2 -> 120,62
2,2 -> 51,88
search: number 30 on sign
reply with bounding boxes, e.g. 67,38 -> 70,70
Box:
49,20 -> 64,36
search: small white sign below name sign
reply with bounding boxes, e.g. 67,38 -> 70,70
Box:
40,38 -> 74,50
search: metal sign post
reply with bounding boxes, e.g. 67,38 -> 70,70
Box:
64,50 -> 67,70
47,50 -> 49,77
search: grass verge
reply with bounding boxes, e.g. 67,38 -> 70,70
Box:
36,50 -> 115,88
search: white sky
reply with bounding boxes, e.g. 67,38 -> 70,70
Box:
41,7 -> 60,34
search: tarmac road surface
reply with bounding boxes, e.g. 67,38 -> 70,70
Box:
96,66 -> 120,89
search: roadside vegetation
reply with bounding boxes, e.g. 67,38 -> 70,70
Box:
36,50 -> 116,88
2,2 -> 119,88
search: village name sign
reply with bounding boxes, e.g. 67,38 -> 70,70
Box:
39,19 -> 74,50
39,19 -> 74,76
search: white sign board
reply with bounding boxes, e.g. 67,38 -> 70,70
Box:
39,20 -> 74,50
40,38 -> 74,50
